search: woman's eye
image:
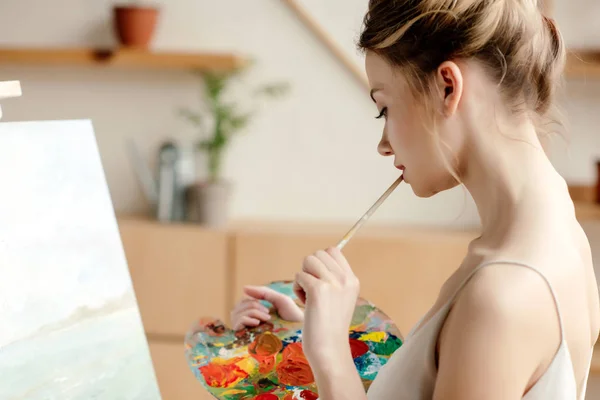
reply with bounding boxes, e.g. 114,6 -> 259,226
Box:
375,107 -> 387,119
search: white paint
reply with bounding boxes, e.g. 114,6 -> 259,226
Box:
0,0 -> 596,228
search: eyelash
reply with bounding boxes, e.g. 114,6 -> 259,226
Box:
375,107 -> 387,119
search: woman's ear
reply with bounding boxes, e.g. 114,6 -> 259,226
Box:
436,61 -> 463,117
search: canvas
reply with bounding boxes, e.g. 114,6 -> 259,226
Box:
185,280 -> 403,400
0,120 -> 162,399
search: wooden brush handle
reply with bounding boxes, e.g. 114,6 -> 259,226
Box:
293,175 -> 403,303
336,175 -> 403,249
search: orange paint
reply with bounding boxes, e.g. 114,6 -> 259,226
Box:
277,360 -> 315,386
277,342 -> 314,386
199,357 -> 249,388
281,342 -> 305,360
249,332 -> 283,357
349,338 -> 369,359
251,353 -> 277,374
248,332 -> 283,373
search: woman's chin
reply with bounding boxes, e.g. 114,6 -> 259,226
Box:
410,178 -> 459,198
405,177 -> 439,198
412,186 -> 437,198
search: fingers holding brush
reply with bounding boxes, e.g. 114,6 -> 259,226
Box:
293,251 -> 335,304
294,247 -> 357,305
292,248 -> 360,366
293,175 -> 403,306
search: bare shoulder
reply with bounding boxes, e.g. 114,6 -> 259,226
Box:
433,263 -> 562,399
445,263 -> 562,342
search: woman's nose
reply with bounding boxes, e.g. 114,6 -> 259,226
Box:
377,137 -> 393,157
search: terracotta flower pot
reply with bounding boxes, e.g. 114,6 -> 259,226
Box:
114,5 -> 159,49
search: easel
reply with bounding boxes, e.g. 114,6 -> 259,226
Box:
281,0 -> 369,90
0,81 -> 22,120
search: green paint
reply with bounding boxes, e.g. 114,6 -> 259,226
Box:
371,335 -> 402,356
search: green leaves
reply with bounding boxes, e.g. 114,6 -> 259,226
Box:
203,72 -> 228,104
181,64 -> 290,180
214,103 -> 251,136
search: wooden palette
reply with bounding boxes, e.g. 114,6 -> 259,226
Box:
184,281 -> 403,399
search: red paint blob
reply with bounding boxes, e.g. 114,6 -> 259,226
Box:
254,394 -> 278,400
349,338 -> 369,359
199,358 -> 249,388
300,389 -> 319,400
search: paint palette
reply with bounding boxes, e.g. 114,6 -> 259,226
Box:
184,280 -> 403,399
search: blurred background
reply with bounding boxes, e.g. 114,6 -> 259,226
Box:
1,0 -> 599,398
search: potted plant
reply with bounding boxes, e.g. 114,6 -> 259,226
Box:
180,65 -> 289,227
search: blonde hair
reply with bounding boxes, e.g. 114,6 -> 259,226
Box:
358,0 -> 566,178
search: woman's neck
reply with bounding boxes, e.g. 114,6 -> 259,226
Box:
461,116 -> 566,236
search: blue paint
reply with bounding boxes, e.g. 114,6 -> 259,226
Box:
354,352 -> 386,380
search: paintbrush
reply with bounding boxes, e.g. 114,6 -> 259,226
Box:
336,175 -> 404,250
293,174 -> 404,303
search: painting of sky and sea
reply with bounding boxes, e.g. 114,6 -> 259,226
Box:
0,120 -> 162,399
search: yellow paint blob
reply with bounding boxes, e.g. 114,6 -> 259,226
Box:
235,357 -> 257,375
221,389 -> 248,395
360,331 -> 386,342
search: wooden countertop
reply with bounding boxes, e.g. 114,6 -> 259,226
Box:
118,200 -> 600,232
117,214 -> 479,241
575,202 -> 600,221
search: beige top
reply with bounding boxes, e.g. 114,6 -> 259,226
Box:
367,261 -> 593,400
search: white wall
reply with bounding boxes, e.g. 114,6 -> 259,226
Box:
0,0 -> 598,228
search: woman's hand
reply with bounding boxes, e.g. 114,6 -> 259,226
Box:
230,285 -> 304,331
294,247 -> 360,369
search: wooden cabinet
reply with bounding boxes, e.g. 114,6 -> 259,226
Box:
119,217 -> 228,336
118,217 -> 228,399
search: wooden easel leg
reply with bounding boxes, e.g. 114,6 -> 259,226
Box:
280,0 -> 370,91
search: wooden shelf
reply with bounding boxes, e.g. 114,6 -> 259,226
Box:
0,47 -> 245,71
566,51 -> 600,79
0,47 -> 596,78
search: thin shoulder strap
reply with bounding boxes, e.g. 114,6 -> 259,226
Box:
449,260 -> 565,339
579,352 -> 593,400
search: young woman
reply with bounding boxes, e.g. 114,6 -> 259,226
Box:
231,0 -> 600,398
